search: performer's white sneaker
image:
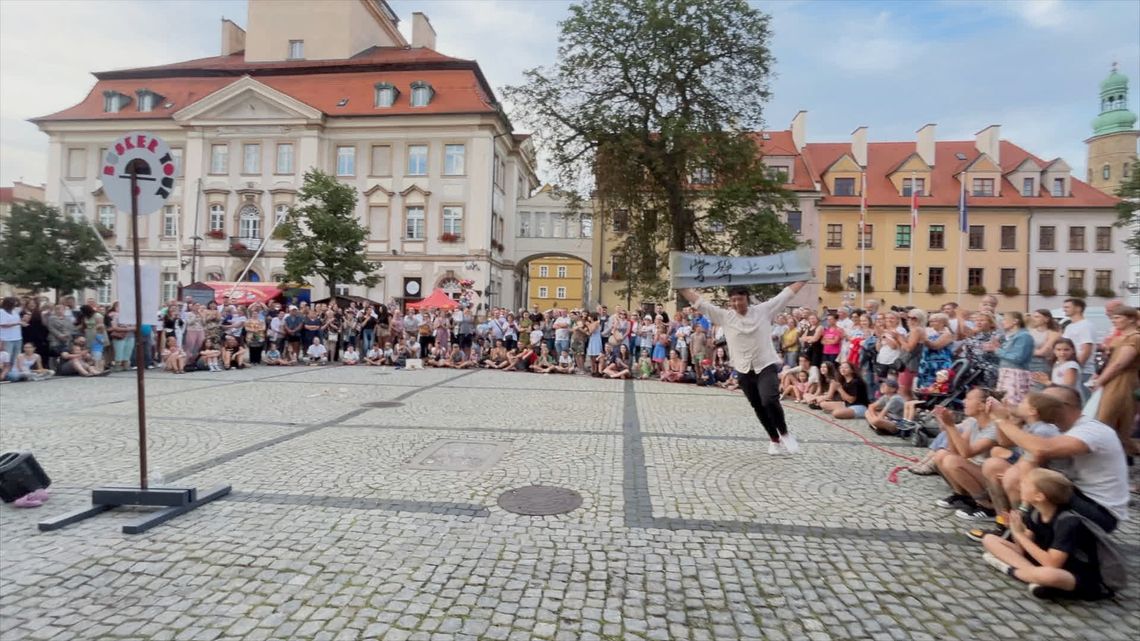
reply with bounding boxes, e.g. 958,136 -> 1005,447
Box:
780,434 -> 800,454
767,441 -> 782,456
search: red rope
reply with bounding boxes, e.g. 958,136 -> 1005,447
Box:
782,402 -> 920,484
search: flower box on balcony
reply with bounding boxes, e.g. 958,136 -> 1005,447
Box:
1067,287 -> 1088,299
927,285 -> 946,295
1000,286 -> 1020,297
206,229 -> 226,240
95,224 -> 115,239
1038,287 -> 1057,297
967,285 -> 987,296
439,233 -> 460,243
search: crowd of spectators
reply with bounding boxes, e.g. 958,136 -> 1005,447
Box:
2,290 -> 1136,600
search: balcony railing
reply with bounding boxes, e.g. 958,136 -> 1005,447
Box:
228,236 -> 261,256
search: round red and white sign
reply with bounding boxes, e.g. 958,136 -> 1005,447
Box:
99,132 -> 178,215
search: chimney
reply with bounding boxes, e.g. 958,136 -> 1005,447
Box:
790,110 -> 807,152
220,18 -> 246,56
851,126 -> 868,167
411,12 -> 436,49
974,125 -> 1001,165
916,123 -> 936,166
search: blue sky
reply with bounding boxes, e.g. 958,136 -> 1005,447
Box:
1,0 -> 1137,188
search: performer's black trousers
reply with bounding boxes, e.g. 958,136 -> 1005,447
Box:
738,364 -> 789,442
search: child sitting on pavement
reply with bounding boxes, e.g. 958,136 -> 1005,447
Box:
865,379 -> 906,434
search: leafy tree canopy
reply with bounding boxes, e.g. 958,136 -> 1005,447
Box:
505,0 -> 798,300
278,169 -> 380,295
0,201 -> 113,295
1115,160 -> 1140,253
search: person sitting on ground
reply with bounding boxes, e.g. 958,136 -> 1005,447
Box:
818,361 -> 870,419
531,344 -> 558,374
223,335 -> 250,370
989,386 -> 1128,534
8,342 -> 54,381
57,337 -> 100,377
659,349 -> 686,383
931,388 -> 1000,520
262,343 -> 285,366
802,361 -> 839,407
364,344 -> 384,366
482,342 -> 507,369
602,344 -> 632,379
865,379 -> 906,434
439,344 -> 462,369
719,370 -> 740,391
787,370 -> 811,403
458,347 -> 480,369
556,349 -> 576,374
635,354 -> 654,380
198,338 -> 222,371
161,336 -> 186,374
512,345 -> 538,372
341,344 -> 360,366
981,468 -> 1117,601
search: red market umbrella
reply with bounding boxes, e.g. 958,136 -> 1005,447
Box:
204,281 -> 282,306
405,289 -> 459,310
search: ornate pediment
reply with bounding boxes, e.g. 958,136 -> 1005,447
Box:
173,75 -> 323,125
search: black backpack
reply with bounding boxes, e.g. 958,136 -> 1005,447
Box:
1055,511 -> 1127,594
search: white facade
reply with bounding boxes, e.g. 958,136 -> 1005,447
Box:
512,186 -> 594,307
1027,209 -> 1136,309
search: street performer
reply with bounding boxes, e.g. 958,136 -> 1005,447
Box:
680,282 -> 806,455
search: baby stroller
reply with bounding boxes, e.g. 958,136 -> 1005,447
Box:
891,359 -> 982,446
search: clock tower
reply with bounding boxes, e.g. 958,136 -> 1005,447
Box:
1085,63 -> 1139,196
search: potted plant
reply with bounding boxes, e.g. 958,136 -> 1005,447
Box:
1038,287 -> 1057,297
206,229 -> 225,240
1093,287 -> 1116,298
1000,286 -> 1020,297
967,285 -> 987,296
823,283 -> 844,293
230,241 -> 248,252
895,284 -> 910,295
439,232 -> 460,243
927,284 -> 946,295
862,284 -> 875,294
95,223 -> 115,239
1067,287 -> 1088,298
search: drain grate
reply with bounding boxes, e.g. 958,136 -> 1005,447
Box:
361,401 -> 405,409
497,486 -> 583,516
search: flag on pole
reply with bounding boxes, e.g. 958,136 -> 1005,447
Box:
860,172 -> 867,229
958,174 -> 969,232
910,171 -> 919,228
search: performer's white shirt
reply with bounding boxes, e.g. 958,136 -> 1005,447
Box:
693,286 -> 796,374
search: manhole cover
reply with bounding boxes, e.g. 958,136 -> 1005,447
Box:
362,401 -> 404,408
405,440 -> 509,471
497,486 -> 582,516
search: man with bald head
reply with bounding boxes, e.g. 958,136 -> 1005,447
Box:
989,385 -> 1129,533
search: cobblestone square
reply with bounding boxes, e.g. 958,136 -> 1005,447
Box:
1,366 -> 1137,640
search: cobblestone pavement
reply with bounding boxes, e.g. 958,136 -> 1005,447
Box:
1,366 -> 1137,641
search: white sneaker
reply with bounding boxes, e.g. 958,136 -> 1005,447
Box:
780,434 -> 800,454
982,551 -> 1012,575
767,441 -> 782,456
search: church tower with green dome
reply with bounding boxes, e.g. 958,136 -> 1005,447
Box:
1086,63 -> 1139,195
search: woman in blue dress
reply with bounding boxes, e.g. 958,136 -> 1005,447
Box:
918,312 -> 955,389
586,312 -> 604,375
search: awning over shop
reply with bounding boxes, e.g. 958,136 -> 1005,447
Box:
186,281 -> 284,306
405,289 -> 459,310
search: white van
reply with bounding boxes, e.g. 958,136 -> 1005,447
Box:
1049,306 -> 1113,344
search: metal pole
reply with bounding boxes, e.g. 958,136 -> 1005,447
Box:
128,161 -> 149,491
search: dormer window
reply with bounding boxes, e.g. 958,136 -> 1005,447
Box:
972,178 -> 995,197
288,40 -> 304,60
1052,177 -> 1066,197
901,177 -> 925,196
410,81 -> 434,107
135,89 -> 164,113
103,91 -> 130,113
833,177 -> 855,196
374,83 -> 398,108
1021,177 -> 1035,197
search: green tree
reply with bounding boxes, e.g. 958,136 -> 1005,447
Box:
278,169 -> 380,295
0,201 -> 113,295
1115,160 -> 1140,252
505,0 -> 797,299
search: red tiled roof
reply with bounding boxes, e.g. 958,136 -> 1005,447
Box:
34,46 -> 499,123
754,130 -> 817,192
801,140 -> 1117,208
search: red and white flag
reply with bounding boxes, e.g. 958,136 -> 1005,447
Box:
910,171 -> 919,228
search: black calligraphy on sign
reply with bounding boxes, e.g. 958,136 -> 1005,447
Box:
713,259 -> 734,283
766,253 -> 788,276
688,257 -> 710,283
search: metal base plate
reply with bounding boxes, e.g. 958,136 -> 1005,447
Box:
497,486 -> 583,516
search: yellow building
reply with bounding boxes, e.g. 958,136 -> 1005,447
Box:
527,256 -> 587,309
807,125 -> 1118,312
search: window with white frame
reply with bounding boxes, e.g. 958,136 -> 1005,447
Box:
557,265 -> 567,278
1021,177 -> 1035,196
336,146 -> 355,176
64,203 -> 84,221
581,215 -> 593,238
275,143 -> 293,174
443,144 -> 465,175
138,92 -> 154,113
96,282 -> 112,305
242,143 -> 260,174
97,205 -> 115,230
518,211 -> 531,237
373,83 -> 396,108
551,213 -> 565,238
288,40 -> 304,60
162,205 -> 178,237
1052,177 -> 1065,197
409,81 -> 433,107
556,287 -> 567,299
407,145 -> 428,176
209,204 -> 225,232
405,206 -> 425,240
238,205 -> 260,238
539,266 -> 549,277
161,272 -> 179,303
442,206 -> 463,237
538,286 -> 549,298
210,144 -> 228,174
275,203 -> 290,225
103,91 -> 128,113
535,212 -> 547,237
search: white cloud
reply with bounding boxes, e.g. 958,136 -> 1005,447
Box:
1011,0 -> 1071,29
